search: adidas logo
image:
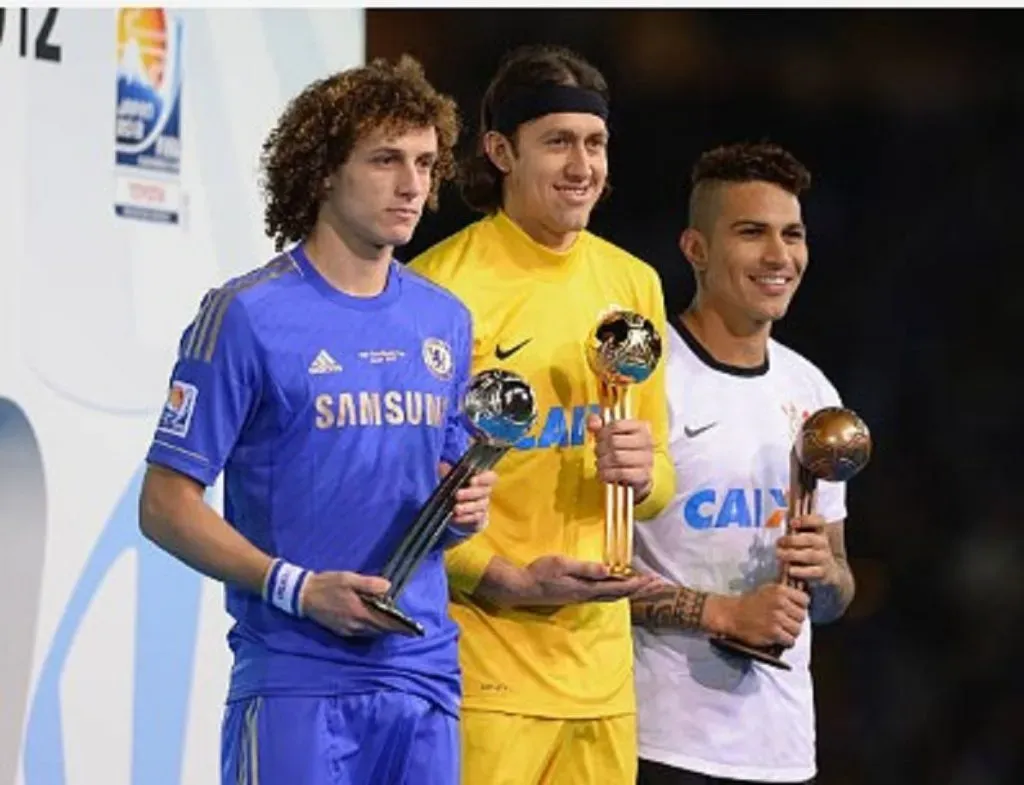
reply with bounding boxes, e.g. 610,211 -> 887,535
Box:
308,349 -> 342,374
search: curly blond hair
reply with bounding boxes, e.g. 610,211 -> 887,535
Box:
260,55 -> 460,250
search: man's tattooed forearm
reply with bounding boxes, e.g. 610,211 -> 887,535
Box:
631,584 -> 708,630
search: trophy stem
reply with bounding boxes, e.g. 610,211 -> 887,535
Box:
359,367 -> 538,639
362,441 -> 510,639
780,458 -> 818,592
381,441 -> 508,599
601,384 -> 634,577
381,451 -> 474,582
619,388 -> 634,575
602,380 -> 615,568
709,453 -> 819,670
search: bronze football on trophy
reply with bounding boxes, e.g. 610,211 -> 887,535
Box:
795,406 -> 872,483
585,309 -> 663,386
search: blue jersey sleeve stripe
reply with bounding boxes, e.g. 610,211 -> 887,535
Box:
191,265 -> 268,359
185,272 -> 262,361
186,288 -> 230,361
182,289 -> 216,360
191,285 -> 238,361
200,256 -> 294,363
186,256 -> 294,363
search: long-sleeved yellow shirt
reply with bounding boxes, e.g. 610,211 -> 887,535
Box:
408,210 -> 673,718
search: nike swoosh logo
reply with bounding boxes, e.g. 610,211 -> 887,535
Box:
495,338 -> 532,361
684,422 -> 718,438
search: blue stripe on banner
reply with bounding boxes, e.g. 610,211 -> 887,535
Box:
24,465 -> 204,785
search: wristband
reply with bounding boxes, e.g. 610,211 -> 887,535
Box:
262,558 -> 312,617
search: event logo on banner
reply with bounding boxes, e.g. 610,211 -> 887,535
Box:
113,8 -> 183,224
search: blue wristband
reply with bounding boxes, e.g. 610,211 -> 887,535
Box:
262,558 -> 312,617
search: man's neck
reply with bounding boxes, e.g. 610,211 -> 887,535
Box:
303,218 -> 392,297
502,203 -> 578,253
680,299 -> 771,369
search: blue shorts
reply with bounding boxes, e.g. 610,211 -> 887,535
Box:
221,692 -> 458,785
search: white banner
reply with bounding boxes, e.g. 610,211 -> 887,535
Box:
0,9 -> 364,785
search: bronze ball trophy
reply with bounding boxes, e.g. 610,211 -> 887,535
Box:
709,406 -> 872,669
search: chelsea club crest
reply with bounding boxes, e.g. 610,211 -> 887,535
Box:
422,338 -> 454,381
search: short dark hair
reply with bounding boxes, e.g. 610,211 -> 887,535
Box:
260,55 -> 460,251
459,44 -> 610,214
688,141 -> 811,231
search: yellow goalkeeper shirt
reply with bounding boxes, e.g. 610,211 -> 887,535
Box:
408,210 -> 673,718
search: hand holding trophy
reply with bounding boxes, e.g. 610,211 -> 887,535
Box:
585,309 -> 663,578
709,406 -> 872,669
361,368 -> 538,636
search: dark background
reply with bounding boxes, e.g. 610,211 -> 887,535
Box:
369,9 -> 1024,785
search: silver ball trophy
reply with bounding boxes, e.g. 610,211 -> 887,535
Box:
585,309 -> 663,577
361,368 -> 538,636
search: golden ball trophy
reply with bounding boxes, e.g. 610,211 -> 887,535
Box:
585,309 -> 663,578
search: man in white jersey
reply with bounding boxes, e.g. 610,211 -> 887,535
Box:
630,142 -> 856,785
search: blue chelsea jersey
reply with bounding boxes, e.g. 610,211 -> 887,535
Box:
145,246 -> 473,715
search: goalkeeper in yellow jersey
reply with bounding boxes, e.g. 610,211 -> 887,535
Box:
409,44 -> 673,785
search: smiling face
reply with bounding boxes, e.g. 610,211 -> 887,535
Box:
485,111 -> 608,249
682,180 -> 809,326
321,123 -> 439,254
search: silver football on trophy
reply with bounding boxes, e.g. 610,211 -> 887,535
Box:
462,369 -> 538,446
586,309 -> 663,386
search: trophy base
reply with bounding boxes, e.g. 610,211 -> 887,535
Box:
360,595 -> 425,638
709,636 -> 792,671
607,564 -> 635,579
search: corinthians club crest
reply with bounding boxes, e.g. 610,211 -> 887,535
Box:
782,401 -> 810,442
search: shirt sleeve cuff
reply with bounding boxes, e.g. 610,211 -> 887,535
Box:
146,440 -> 219,487
436,522 -> 474,551
443,537 -> 497,595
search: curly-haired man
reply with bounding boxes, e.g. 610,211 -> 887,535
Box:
138,55 -> 496,785
630,142 -> 855,785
